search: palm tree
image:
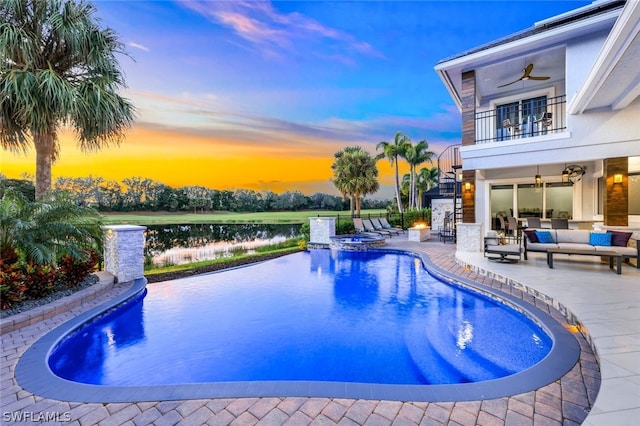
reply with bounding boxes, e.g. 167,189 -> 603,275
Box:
376,131 -> 410,213
404,140 -> 435,209
416,167 -> 439,209
1,0 -> 136,198
0,187 -> 102,265
331,146 -> 379,217
400,172 -> 411,207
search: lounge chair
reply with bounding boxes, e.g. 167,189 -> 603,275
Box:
362,219 -> 392,237
352,218 -> 367,234
371,218 -> 401,235
352,218 -> 379,237
484,231 -> 521,263
379,217 -> 405,233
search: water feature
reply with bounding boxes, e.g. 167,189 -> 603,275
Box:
329,234 -> 385,251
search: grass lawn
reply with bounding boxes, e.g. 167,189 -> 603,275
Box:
101,209 -> 386,225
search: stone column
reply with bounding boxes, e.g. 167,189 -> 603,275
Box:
456,223 -> 483,253
102,225 -> 147,283
309,217 -> 336,244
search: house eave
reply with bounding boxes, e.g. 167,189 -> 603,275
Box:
568,0 -> 640,114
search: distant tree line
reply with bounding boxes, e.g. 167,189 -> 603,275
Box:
0,176 -> 390,213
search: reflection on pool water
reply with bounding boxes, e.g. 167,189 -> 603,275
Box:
49,250 -> 551,387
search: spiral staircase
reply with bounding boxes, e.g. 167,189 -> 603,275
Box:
436,144 -> 462,242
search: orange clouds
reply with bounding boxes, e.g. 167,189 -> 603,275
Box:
1,125 -> 404,196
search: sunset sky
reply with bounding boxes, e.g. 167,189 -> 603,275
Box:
2,0 -> 591,198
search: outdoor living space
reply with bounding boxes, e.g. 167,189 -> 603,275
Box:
2,235 -> 637,425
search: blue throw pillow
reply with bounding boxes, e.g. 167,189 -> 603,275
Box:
590,232 -> 612,246
535,231 -> 554,243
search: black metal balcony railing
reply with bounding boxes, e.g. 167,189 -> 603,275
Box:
475,95 -> 566,144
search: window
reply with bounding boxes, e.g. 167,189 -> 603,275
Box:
496,96 -> 548,138
490,185 -> 513,230
545,182 -> 573,219
517,184 -> 544,218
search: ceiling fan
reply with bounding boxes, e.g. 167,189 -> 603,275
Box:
498,63 -> 550,88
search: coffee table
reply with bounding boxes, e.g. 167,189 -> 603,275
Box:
546,248 -> 623,274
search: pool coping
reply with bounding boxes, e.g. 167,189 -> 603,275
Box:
15,249 -> 580,403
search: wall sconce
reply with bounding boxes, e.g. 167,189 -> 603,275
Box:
614,174 -> 623,183
464,182 -> 471,191
535,165 -> 542,187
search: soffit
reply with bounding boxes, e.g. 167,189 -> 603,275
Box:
569,0 -> 640,113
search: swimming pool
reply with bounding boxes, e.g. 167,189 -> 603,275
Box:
17,249 -> 579,403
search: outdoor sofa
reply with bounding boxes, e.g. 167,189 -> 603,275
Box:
523,229 -> 639,268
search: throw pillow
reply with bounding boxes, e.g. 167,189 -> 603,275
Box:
609,231 -> 632,247
536,231 -> 555,243
524,230 -> 539,243
590,232 -> 612,246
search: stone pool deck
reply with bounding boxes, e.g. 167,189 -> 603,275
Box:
1,234 -> 631,425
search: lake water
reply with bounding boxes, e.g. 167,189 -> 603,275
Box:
145,223 -> 302,266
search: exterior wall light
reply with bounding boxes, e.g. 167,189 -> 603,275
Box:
464,182 -> 471,191
535,165 -> 542,187
614,174 -> 623,183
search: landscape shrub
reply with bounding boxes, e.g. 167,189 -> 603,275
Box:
0,260 -> 27,309
299,221 -> 310,241
0,250 -> 100,310
21,263 -> 58,300
56,249 -> 100,288
336,219 -> 355,235
398,209 -> 431,229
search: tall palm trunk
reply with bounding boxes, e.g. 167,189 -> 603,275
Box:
412,166 -> 417,209
34,132 -> 54,199
394,157 -> 403,213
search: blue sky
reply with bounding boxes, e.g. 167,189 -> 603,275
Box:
6,0 -> 593,197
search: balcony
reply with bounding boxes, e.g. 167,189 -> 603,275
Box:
475,95 -> 566,144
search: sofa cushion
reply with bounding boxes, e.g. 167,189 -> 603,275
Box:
524,230 -> 539,243
590,232 -> 612,246
556,229 -> 590,244
486,230 -> 500,239
595,246 -> 637,256
524,229 -> 540,243
527,242 -> 558,251
536,230 -> 555,243
609,231 -> 633,247
486,243 -> 520,255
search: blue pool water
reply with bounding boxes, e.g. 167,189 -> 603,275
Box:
49,250 -> 551,387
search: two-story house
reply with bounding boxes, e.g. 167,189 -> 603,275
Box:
434,0 -> 639,233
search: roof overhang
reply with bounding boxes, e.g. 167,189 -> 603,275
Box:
568,0 -> 640,113
434,1 -> 623,112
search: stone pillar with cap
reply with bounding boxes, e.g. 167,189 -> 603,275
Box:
102,225 -> 147,282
